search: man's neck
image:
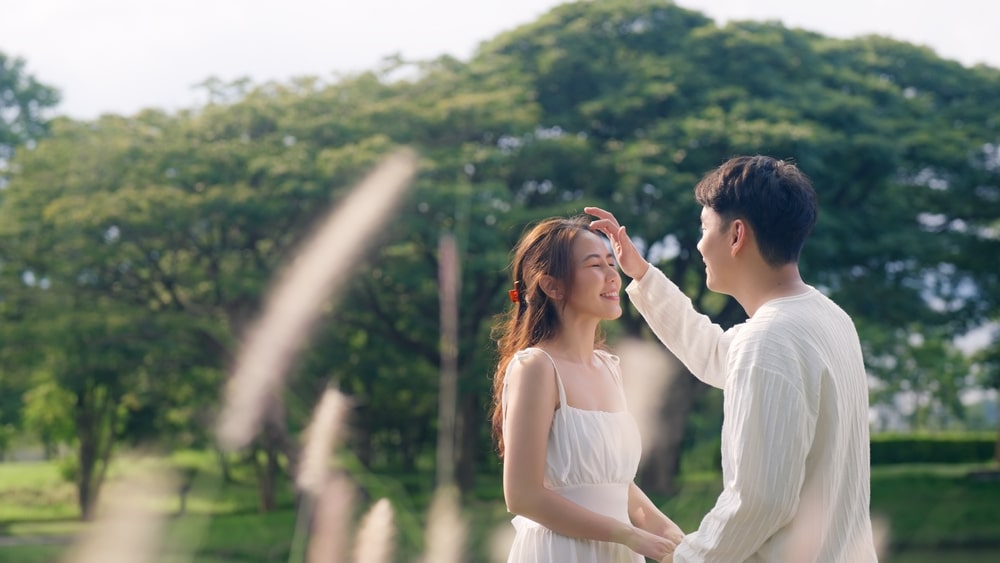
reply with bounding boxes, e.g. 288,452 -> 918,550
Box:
736,263 -> 810,317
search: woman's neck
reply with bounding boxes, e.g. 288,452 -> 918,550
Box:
540,319 -> 599,365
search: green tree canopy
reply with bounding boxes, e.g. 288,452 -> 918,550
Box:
0,51 -> 59,171
2,0 -> 998,505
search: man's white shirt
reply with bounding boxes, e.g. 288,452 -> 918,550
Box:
627,265 -> 878,562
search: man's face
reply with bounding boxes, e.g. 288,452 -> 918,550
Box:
696,206 -> 733,294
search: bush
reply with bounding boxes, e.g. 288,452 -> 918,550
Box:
871,432 -> 996,465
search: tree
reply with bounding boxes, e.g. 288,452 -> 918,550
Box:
865,323 -> 971,430
0,51 -> 59,178
463,0 -> 1000,491
0,51 -> 59,459
4,0 -> 999,506
0,76 -> 451,511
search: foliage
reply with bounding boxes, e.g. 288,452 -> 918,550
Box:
1,0 -> 1000,505
21,377 -> 75,457
870,432 -> 996,465
0,50 -> 60,170
0,51 -> 59,460
471,0 -> 1000,487
865,324 -> 973,430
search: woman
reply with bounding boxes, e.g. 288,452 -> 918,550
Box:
491,215 -> 683,562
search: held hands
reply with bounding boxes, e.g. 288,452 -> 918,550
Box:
617,524 -> 678,561
642,511 -> 684,548
631,507 -> 685,561
584,207 -> 649,281
657,519 -> 685,548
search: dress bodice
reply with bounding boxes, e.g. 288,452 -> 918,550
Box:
501,347 -> 645,563
502,348 -> 642,489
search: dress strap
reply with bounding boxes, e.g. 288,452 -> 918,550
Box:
595,350 -> 629,406
528,347 -> 568,409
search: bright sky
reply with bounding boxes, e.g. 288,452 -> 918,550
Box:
2,0 -> 999,120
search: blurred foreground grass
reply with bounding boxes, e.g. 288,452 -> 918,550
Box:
1,453 -> 998,562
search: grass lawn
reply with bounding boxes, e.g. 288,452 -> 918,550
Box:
870,464 -> 1000,551
1,456 -> 998,562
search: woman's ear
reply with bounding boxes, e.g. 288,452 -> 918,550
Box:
538,275 -> 564,301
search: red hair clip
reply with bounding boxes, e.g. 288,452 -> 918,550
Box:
508,281 -> 521,303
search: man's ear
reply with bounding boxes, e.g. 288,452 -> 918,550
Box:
539,275 -> 564,300
730,219 -> 750,256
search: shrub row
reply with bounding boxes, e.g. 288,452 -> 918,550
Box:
870,432 -> 997,465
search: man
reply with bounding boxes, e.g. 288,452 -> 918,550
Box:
586,155 -> 878,562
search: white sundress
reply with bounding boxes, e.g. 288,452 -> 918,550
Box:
502,347 -> 644,563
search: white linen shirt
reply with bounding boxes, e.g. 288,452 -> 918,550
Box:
627,265 -> 878,562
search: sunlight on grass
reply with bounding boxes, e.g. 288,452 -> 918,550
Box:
0,462 -> 77,522
2,458 -> 1000,562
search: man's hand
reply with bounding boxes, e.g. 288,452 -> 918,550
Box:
584,206 -> 649,281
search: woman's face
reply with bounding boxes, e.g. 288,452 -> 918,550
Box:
564,229 -> 622,321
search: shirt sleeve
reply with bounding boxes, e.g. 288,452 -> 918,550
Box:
674,364 -> 816,562
625,264 -> 739,389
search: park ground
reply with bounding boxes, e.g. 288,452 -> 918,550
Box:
1,453 -> 998,562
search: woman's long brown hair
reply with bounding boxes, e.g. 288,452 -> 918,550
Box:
490,215 -> 591,458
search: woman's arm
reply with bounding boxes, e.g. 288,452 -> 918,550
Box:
503,351 -> 675,560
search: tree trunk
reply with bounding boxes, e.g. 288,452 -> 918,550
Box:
267,399 -> 298,478
253,404 -> 293,513
214,444 -> 234,483
44,439 -> 57,461
77,424 -> 98,520
455,391 -> 480,493
76,412 -> 115,521
245,393 -> 299,513
251,441 -> 279,513
638,369 -> 707,495
354,406 -> 374,467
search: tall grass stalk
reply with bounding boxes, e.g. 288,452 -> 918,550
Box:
353,498 -> 396,563
216,148 -> 418,452
297,389 -> 352,496
420,485 -> 465,563
617,338 -> 680,458
63,471 -> 174,563
307,474 -> 356,563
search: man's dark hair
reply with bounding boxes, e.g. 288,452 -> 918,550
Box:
694,155 -> 817,266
